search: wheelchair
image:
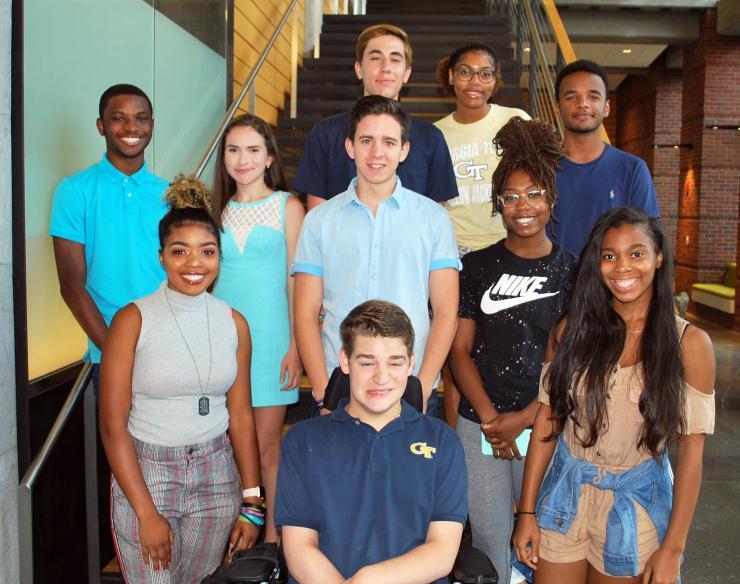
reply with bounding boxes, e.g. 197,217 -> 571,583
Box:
202,371 -> 499,583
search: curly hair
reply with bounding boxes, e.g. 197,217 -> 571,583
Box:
490,117 -> 564,216
435,42 -> 501,99
159,175 -> 221,249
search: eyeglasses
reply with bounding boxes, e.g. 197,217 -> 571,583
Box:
498,190 -> 547,208
453,66 -> 496,84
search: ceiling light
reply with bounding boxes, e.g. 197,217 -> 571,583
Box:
524,46 -> 530,52
622,48 -> 632,54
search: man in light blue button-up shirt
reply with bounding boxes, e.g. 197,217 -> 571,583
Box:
294,96 -> 461,414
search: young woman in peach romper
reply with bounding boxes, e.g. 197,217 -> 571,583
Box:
512,208 -> 715,584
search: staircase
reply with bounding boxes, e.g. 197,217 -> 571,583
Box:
277,1 -> 526,185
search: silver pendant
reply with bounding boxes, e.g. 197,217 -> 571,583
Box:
199,396 -> 210,416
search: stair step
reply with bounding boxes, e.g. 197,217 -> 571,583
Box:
287,93 -> 526,116
323,14 -> 508,25
367,2 -> 488,15
317,46 -> 515,63
292,84 -> 524,101
319,32 -> 512,48
322,21 -> 510,35
297,69 -> 518,84
278,111 -> 449,130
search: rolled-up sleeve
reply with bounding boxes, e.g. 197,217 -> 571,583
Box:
292,211 -> 324,277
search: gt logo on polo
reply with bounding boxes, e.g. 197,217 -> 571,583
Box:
410,442 -> 437,459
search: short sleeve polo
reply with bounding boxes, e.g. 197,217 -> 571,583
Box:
50,155 -> 169,362
275,400 -> 468,582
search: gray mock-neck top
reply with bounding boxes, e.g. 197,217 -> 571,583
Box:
129,282 -> 238,446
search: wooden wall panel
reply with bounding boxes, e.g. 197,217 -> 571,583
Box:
233,0 -> 305,125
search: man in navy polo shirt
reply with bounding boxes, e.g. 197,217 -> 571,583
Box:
293,23 -> 458,210
50,84 -> 168,390
275,300 -> 468,584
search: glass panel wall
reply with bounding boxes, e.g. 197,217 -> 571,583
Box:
24,0 -> 228,379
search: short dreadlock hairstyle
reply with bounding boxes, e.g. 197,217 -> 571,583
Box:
490,117 -> 564,216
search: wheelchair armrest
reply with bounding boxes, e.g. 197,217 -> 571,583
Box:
450,545 -> 498,583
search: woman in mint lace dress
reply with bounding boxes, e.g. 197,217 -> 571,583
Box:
212,114 -> 305,543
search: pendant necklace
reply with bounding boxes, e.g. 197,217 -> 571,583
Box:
165,287 -> 213,416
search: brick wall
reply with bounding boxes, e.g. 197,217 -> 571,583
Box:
615,59 -> 683,259
677,8 -> 740,318
652,60 -> 683,253
616,76 -> 655,169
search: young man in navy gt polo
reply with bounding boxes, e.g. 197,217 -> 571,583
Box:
275,300 -> 468,584
293,23 -> 458,210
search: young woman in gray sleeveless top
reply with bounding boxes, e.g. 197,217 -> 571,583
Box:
99,179 -> 264,583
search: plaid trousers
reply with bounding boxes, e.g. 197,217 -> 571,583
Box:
111,433 -> 241,584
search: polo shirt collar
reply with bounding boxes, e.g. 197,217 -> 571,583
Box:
332,397 -> 422,430
100,154 -> 150,186
340,177 -> 406,210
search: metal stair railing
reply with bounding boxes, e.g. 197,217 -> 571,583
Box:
195,0 -> 301,179
489,0 -> 609,142
18,360 -> 96,584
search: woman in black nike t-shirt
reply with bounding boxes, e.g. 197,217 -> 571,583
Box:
448,117 -> 575,582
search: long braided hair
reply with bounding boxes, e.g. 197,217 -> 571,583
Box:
490,116 -> 564,216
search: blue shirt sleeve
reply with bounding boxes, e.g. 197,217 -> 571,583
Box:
425,126 -> 459,202
274,428 -> 320,530
431,429 -> 468,523
429,207 -> 462,271
49,177 -> 86,244
292,209 -> 324,276
628,158 -> 660,218
293,122 -> 331,198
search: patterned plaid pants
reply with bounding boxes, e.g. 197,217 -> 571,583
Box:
111,433 -> 241,584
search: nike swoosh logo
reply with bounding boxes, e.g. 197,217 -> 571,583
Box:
480,291 -> 560,315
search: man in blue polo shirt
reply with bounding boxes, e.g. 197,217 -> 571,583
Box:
293,23 -> 458,210
50,84 -> 168,390
293,96 -> 460,415
276,300 -> 468,583
549,60 -> 659,256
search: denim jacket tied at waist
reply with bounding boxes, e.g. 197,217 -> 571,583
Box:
536,434 -> 674,577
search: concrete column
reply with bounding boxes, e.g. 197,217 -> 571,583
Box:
0,0 -> 20,581
676,8 -> 740,318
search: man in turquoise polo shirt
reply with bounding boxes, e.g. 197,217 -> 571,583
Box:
50,84 -> 168,390
293,96 -> 460,415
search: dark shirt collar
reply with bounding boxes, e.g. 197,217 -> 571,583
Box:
332,397 -> 421,432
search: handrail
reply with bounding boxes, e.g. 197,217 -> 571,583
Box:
491,0 -> 610,143
542,0 -> 576,63
18,360 -> 93,584
195,0 -> 300,179
522,0 -> 561,134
